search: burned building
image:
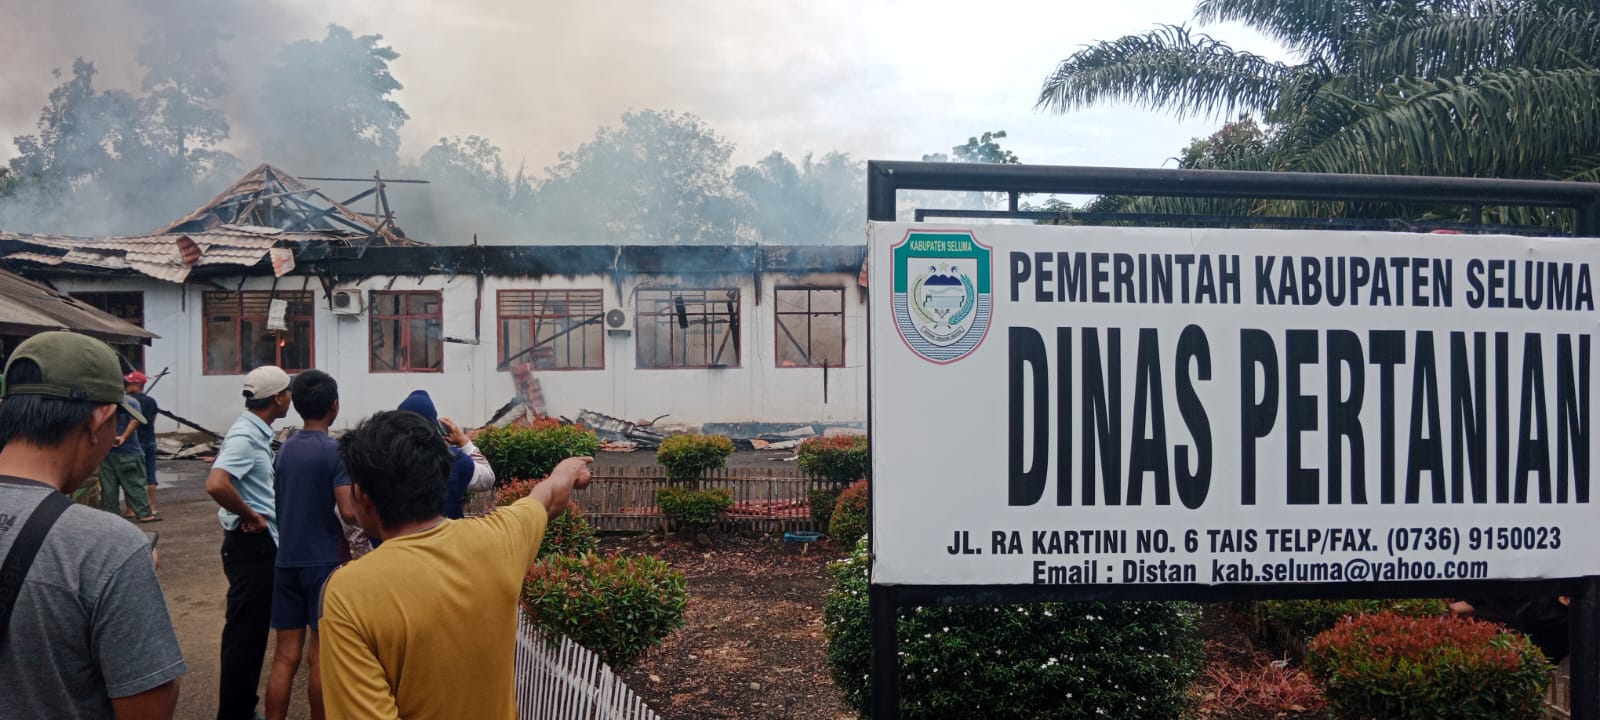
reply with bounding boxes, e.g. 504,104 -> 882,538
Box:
0,165 -> 866,434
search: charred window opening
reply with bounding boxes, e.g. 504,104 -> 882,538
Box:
71,291 -> 146,371
202,291 -> 315,375
370,290 -> 443,373
637,289 -> 740,369
497,289 -> 605,371
774,287 -> 844,368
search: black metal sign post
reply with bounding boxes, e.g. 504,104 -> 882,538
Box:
865,161 -> 1600,720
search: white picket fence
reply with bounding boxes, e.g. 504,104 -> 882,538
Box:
515,613 -> 661,720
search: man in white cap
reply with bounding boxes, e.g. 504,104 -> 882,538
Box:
205,365 -> 290,720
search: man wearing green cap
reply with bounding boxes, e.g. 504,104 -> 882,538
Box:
0,331 -> 187,718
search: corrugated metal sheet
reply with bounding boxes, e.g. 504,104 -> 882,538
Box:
0,267 -> 159,344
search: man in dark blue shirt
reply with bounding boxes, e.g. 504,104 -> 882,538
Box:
265,369 -> 357,720
125,371 -> 161,513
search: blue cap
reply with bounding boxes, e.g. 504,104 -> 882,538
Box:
398,389 -> 440,428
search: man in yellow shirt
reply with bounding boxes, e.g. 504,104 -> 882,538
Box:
318,410 -> 592,719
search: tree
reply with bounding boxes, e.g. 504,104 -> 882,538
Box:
134,0 -> 235,179
732,151 -> 864,244
1038,0 -> 1600,216
915,130 -> 1022,214
259,24 -> 409,175
2,59 -> 180,234
530,110 -> 739,244
922,130 -> 1020,165
421,135 -> 516,206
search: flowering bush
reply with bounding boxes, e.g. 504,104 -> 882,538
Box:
796,435 -> 870,484
799,436 -> 868,528
522,552 -> 688,668
828,479 -> 869,548
824,538 -> 1202,719
494,479 -> 598,558
1305,612 -> 1551,720
476,422 -> 600,487
655,433 -> 734,485
656,486 -> 733,530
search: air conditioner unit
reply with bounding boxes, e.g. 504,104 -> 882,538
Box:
604,307 -> 632,335
331,289 -> 365,316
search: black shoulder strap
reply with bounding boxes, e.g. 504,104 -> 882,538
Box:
0,491 -> 73,642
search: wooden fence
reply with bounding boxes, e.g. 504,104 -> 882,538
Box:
572,466 -> 838,533
515,613 -> 660,720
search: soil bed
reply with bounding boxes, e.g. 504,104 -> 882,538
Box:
600,533 -> 856,720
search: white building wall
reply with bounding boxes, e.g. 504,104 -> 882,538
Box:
50,270 -> 867,434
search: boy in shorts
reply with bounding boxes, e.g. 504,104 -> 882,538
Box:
264,370 -> 358,720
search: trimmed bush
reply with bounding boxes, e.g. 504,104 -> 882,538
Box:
476,422 -> 600,487
796,435 -> 870,484
522,552 -> 688,668
655,433 -> 734,485
824,538 -> 1202,719
828,479 -> 868,548
1257,598 -> 1447,652
1306,612 -> 1551,720
656,486 -> 733,530
494,479 -> 598,558
807,487 -> 842,529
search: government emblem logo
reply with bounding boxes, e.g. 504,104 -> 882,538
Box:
891,230 -> 992,363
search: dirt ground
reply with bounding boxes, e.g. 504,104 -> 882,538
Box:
602,533 -> 855,720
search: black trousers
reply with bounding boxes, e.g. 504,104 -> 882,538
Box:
218,529 -> 276,720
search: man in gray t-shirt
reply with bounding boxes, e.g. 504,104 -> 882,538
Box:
0,332 -> 187,719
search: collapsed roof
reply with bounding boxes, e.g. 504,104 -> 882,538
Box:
0,164 -> 416,283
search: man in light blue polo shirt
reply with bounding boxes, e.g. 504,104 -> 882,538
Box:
205,365 -> 290,720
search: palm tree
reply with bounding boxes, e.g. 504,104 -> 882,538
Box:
1038,0 -> 1600,217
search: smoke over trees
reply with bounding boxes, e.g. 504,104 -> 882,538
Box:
1,19 -> 869,245
259,25 -> 408,176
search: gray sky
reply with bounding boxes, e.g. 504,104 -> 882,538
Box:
0,0 -> 1288,175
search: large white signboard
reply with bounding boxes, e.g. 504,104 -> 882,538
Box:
869,222 -> 1599,587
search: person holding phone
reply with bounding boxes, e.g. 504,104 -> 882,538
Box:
396,390 -> 494,518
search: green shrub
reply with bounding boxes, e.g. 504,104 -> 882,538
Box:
796,435 -> 870,484
476,422 -> 600,487
655,433 -> 734,485
1258,598 -> 1447,652
1306,612 -> 1551,720
824,538 -> 1202,719
828,479 -> 869,548
656,486 -> 733,529
521,552 -> 688,668
807,487 -> 842,529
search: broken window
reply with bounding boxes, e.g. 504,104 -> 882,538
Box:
636,289 -> 741,369
202,291 -> 315,375
497,289 -> 605,370
370,291 -> 444,373
70,291 -> 146,371
774,287 -> 844,368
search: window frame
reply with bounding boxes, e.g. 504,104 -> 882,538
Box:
495,289 -> 606,371
773,286 -> 846,369
70,291 -> 146,371
201,291 -> 317,375
368,290 -> 445,374
635,288 -> 742,370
